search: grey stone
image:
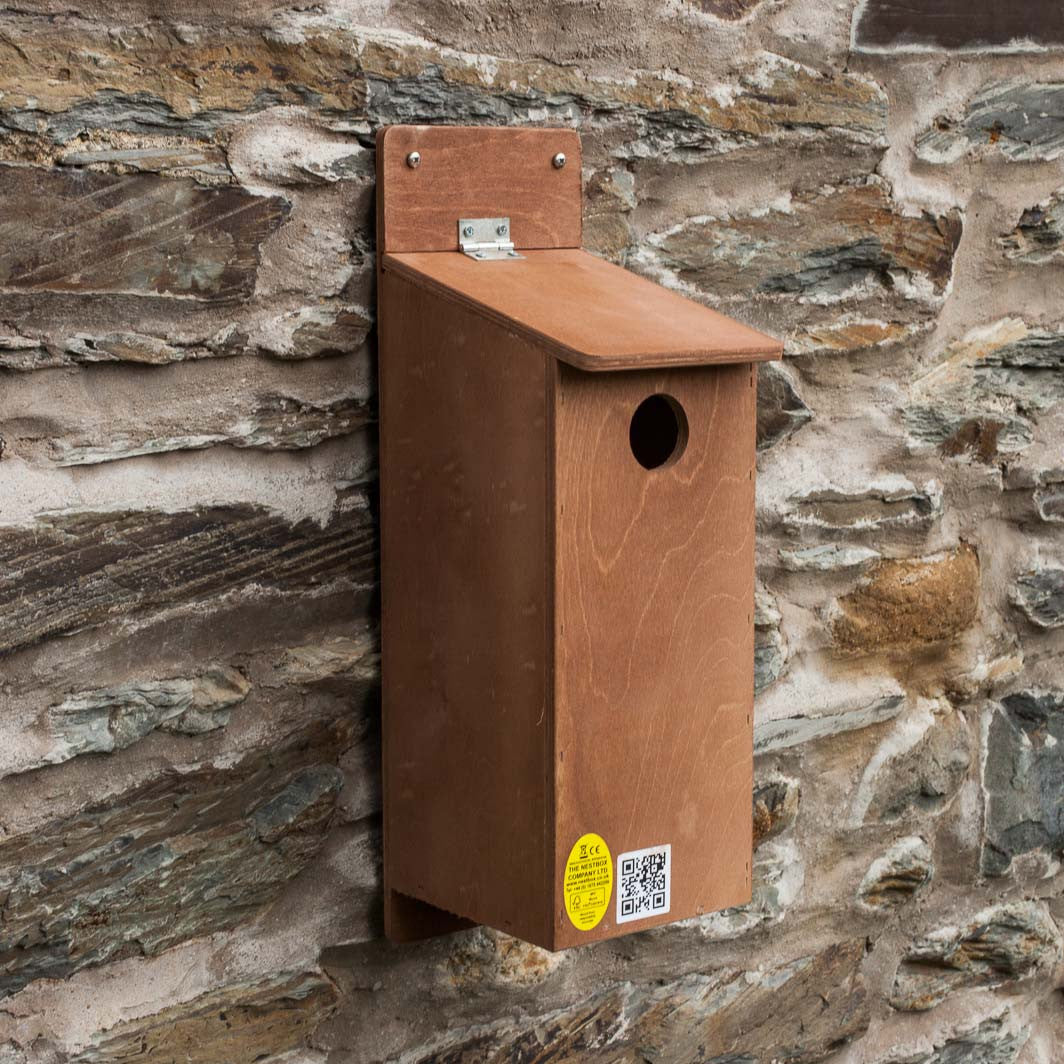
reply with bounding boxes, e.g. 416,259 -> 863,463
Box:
857,836 -> 933,910
757,361 -> 812,452
695,839 -> 804,940
47,393 -> 372,466
982,690 -> 1064,876
778,544 -> 882,572
405,939 -> 869,1062
1000,188 -> 1064,263
904,405 -> 1033,458
1011,567 -> 1064,628
755,694 -> 905,754
881,1017 -> 1030,1064
754,588 -> 786,694
890,901 -> 1063,1011
917,82 -> 1064,163
57,143 -> 230,180
46,666 -> 250,766
0,328 -> 241,371
859,707 -> 971,823
0,717 -> 352,998
0,504 -> 376,657
71,970 -> 340,1063
786,481 -> 942,531
976,330 -> 1064,413
257,306 -> 373,362
1035,485 -> 1064,522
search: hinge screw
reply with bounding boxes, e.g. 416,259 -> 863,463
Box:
496,223 -> 508,236
406,151 -> 421,169
462,224 -> 475,237
552,152 -> 566,169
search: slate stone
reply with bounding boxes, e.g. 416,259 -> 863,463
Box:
757,361 -> 812,452
1000,189 -> 1064,262
858,836 -> 933,910
411,939 -> 869,1062
754,588 -> 786,694
982,690 -> 1064,876
45,393 -> 373,466
0,717 -> 353,998
787,482 -> 942,531
753,774 -> 801,847
854,1 -> 1064,52
890,901 -> 1063,1011
1011,567 -> 1064,628
45,666 -> 251,766
779,544 -> 882,572
859,708 -> 972,824
0,166 -> 286,302
0,329 -> 241,371
755,694 -> 906,755
917,83 -> 1064,164
365,45 -> 888,158
71,970 -> 339,1063
0,504 -> 376,657
652,180 -> 961,309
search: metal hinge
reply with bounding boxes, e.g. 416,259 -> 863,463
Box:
458,217 -> 524,261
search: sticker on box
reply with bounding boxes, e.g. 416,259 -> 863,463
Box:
616,844 -> 670,924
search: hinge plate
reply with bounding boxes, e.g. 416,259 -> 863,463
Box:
458,217 -> 524,261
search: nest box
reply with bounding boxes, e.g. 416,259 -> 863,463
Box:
377,125 -> 783,950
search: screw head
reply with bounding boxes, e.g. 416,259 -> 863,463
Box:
496,223 -> 508,236
462,224 -> 475,237
552,152 -> 566,169
406,151 -> 421,169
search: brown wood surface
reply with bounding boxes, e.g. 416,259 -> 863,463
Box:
552,362 -> 755,948
384,249 -> 782,371
379,266 -> 554,946
376,125 -> 582,254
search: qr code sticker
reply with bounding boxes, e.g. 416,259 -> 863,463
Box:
616,844 -> 671,924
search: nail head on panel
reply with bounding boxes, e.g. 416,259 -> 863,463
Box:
406,151 -> 421,168
552,152 -> 566,169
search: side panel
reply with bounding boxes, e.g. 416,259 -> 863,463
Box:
380,268 -> 553,945
553,362 -> 756,949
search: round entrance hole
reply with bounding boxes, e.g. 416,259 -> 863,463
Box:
629,394 -> 688,470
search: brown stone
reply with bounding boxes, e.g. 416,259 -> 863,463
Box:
891,902 -> 1062,1011
72,970 -> 339,1063
0,166 -> 286,302
833,546 -> 980,654
0,503 -> 376,657
753,775 -> 801,848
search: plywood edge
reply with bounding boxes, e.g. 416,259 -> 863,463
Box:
382,252 -> 784,370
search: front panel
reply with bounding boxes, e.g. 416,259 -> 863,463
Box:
552,362 -> 756,948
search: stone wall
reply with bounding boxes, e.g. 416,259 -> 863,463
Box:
0,1 -> 1062,1061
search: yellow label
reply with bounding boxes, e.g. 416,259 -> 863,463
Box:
563,833 -> 612,931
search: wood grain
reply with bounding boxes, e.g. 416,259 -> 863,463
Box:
376,125 -> 581,254
552,362 -> 756,947
379,266 -> 554,946
384,249 -> 782,371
